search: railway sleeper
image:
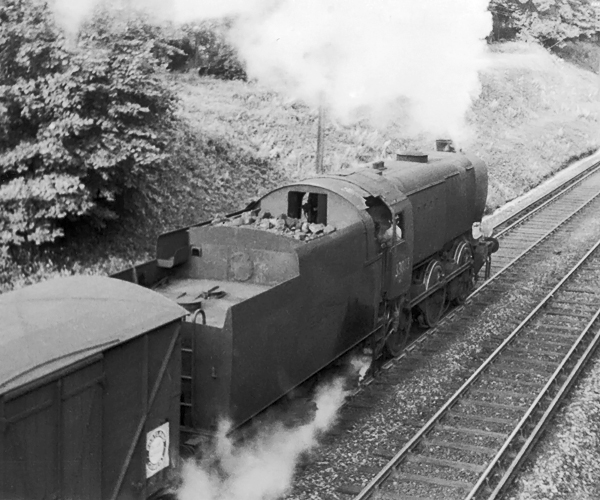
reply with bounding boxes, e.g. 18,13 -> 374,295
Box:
537,324 -> 581,335
487,365 -> 548,380
393,472 -> 474,491
469,387 -> 533,401
496,355 -> 560,370
484,373 -> 545,389
544,309 -> 594,320
516,338 -> 572,350
405,454 -> 485,473
422,437 -> 497,456
498,236 -> 542,243
446,410 -> 518,426
563,287 -> 598,294
436,424 -> 508,440
375,491 -> 430,500
461,397 -> 529,411
550,298 -> 598,307
505,346 -> 566,358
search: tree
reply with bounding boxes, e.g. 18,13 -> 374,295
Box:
0,0 -> 177,251
489,0 -> 600,44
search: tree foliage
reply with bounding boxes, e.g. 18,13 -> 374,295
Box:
165,20 -> 247,79
489,0 -> 600,44
0,0 -> 177,250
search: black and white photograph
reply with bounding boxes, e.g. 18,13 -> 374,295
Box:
1,1 -> 600,499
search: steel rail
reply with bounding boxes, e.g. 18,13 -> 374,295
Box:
492,161 -> 600,239
485,311 -> 600,499
353,226 -> 600,500
467,305 -> 600,499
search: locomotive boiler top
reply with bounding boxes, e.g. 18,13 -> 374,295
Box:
259,150 -> 487,265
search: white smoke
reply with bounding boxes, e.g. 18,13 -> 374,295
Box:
350,354 -> 372,383
177,377 -> 348,500
48,0 -> 492,139
232,0 -> 492,138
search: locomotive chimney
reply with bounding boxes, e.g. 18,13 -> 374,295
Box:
436,139 -> 456,152
396,151 -> 428,163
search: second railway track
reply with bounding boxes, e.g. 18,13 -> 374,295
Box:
353,236 -> 600,500
284,159 -> 600,500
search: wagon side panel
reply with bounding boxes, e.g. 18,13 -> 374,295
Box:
102,337 -> 146,500
1,383 -> 59,500
61,361 -> 104,500
145,323 -> 182,494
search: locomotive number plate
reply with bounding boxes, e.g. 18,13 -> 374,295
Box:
146,422 -> 170,478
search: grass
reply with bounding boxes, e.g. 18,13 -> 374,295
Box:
1,41 -> 599,292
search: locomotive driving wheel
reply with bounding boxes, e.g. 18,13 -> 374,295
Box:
418,259 -> 447,328
450,241 -> 475,305
382,299 -> 411,358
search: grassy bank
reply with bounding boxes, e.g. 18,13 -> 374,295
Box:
1,41 -> 599,292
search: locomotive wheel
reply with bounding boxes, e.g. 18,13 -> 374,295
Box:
418,260 -> 447,328
383,299 -> 411,358
451,241 -> 475,305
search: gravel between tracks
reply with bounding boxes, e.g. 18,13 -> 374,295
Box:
282,206 -> 600,500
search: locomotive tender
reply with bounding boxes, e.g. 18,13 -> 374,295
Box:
0,145 -> 497,500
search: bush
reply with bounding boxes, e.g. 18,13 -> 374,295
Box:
179,20 -> 247,80
489,0 -> 599,45
0,1 -> 177,251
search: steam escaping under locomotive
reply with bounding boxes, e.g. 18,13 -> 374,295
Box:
0,144 -> 498,500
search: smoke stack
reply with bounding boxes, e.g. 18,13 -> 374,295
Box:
436,139 -> 455,152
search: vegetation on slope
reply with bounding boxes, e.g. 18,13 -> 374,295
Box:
1,4 -> 599,292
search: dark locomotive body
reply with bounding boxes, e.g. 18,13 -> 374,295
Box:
0,147 -> 497,500
0,277 -> 186,500
114,149 -> 493,435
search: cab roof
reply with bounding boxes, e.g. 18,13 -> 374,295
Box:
0,275 -> 187,395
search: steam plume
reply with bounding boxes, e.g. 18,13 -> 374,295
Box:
177,377 -> 348,500
49,0 -> 492,138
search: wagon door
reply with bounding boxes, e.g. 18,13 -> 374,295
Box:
1,383 -> 60,500
61,361 -> 104,500
0,360 -> 104,500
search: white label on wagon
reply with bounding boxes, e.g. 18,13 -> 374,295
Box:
146,422 -> 170,478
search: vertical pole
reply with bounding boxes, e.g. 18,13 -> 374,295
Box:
315,106 -> 325,174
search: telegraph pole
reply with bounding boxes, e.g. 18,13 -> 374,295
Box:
315,106 -> 325,174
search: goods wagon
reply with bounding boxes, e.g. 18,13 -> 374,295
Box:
113,147 -> 497,436
0,276 -> 187,500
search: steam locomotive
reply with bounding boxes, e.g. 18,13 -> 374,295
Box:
0,144 -> 497,500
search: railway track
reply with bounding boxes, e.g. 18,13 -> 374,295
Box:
284,159 -> 600,500
491,159 -> 600,236
352,236 -> 600,500
488,160 -> 600,277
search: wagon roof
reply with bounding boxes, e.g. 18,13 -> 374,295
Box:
0,275 -> 187,395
